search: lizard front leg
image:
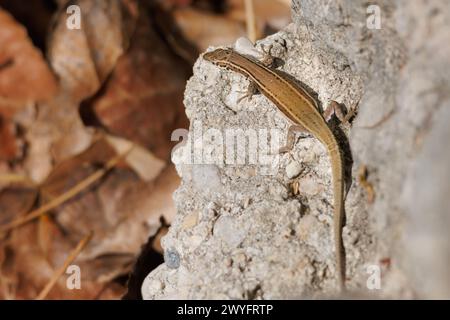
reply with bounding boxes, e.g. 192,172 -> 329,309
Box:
237,45 -> 275,104
236,81 -> 259,104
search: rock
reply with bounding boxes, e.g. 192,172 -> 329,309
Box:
182,211 -> 199,229
192,164 -> 222,193
285,161 -> 302,179
142,0 -> 450,299
164,249 -> 180,269
213,216 -> 246,248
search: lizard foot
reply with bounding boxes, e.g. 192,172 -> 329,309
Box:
278,124 -> 308,154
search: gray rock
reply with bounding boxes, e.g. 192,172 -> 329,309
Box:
142,0 -> 450,299
285,161 -> 302,179
164,249 -> 180,269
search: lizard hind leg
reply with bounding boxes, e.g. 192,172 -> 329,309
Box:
324,100 -> 359,124
324,100 -> 347,123
278,124 -> 308,154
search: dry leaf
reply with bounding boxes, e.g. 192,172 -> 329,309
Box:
173,7 -> 247,52
86,9 -> 190,160
2,221 -> 117,299
0,186 -> 37,226
105,134 -> 166,182
24,94 -> 95,183
0,110 -> 22,161
84,165 -> 180,261
0,8 -> 57,162
0,0 -> 56,52
36,138 -> 178,283
122,223 -> 168,300
0,8 -> 57,103
47,0 -> 138,102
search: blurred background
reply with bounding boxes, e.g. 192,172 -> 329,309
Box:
0,0 -> 291,299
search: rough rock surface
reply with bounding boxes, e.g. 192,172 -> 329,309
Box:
142,0 -> 450,299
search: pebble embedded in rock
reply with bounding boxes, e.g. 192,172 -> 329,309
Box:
299,176 -> 322,195
192,164 -> 222,193
285,161 -> 302,179
146,280 -> 163,294
164,249 -> 180,269
214,216 -> 246,248
182,211 -> 199,229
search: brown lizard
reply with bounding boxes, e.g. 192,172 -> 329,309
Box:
204,47 -> 347,291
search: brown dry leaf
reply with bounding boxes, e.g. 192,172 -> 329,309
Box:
2,221 -> 119,299
31,0 -> 141,179
0,196 -> 73,299
48,0 -> 138,102
86,8 -> 190,160
0,8 -> 57,162
0,1 -> 187,300
82,164 -> 180,261
39,137 -> 118,203
0,0 -> 56,52
0,110 -> 23,161
24,94 -> 95,183
173,7 -> 247,52
0,184 -> 36,302
43,162 -> 179,263
105,134 -> 166,182
0,186 -> 37,226
35,137 -> 178,285
0,243 -> 10,299
0,8 -> 57,104
0,140 -> 125,299
37,214 -> 55,260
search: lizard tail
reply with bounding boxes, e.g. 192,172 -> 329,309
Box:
328,142 -> 346,291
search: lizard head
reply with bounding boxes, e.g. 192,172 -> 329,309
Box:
203,48 -> 233,68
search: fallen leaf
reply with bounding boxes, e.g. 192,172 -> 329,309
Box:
0,186 -> 37,226
0,110 -> 22,161
103,164 -> 179,243
105,134 -> 166,182
85,8 -> 190,160
35,138 -> 178,284
0,8 -> 57,162
2,221 -> 116,299
227,0 -> 291,35
0,0 -> 56,52
24,94 -> 95,183
47,0 -> 138,102
173,6 -> 247,52
0,8 -> 57,103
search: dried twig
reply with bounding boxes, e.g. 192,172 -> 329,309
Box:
35,232 -> 93,300
0,174 -> 35,186
244,0 -> 257,43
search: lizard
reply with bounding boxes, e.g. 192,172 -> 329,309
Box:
203,46 -> 348,291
